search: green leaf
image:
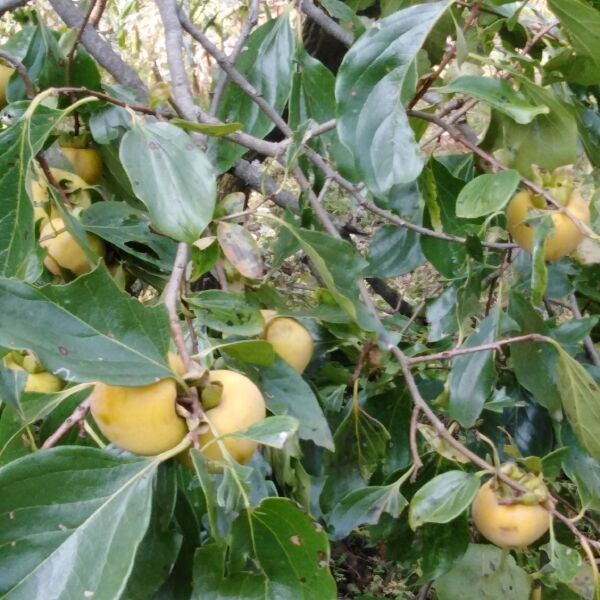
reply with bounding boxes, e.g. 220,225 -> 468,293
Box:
193,498 -> 336,599
531,217 -> 552,305
482,82 -> 577,178
218,340 -> 276,366
561,424 -> 600,511
0,448 -> 157,599
364,388 -> 412,475
555,344 -> 600,462
217,222 -> 263,279
188,290 -> 264,336
170,118 -> 243,136
232,415 -> 299,449
211,16 -> 295,173
409,471 -> 480,529
0,268 -> 171,385
81,201 -> 177,271
321,404 -> 390,512
272,218 -> 370,326
335,1 -> 451,193
541,539 -> 582,587
435,76 -> 548,124
435,544 -> 531,600
289,49 -> 355,179
448,310 -> 498,428
329,481 -> 407,540
426,286 -> 458,342
0,105 -> 64,277
120,120 -> 216,243
508,292 -> 562,419
124,465 -> 182,600
257,358 -> 334,450
547,0 -> 600,84
456,170 -> 520,218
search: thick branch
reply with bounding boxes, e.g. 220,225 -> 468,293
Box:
0,0 -> 28,16
297,0 -> 354,48
49,0 -> 148,98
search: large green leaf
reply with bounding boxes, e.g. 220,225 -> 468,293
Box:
0,267 -> 171,385
409,471 -> 480,529
335,0 -> 452,194
193,498 -> 336,599
448,310 -> 498,428
435,544 -> 531,600
0,105 -> 64,278
555,345 -> 600,462
256,358 -> 334,450
120,121 -> 216,243
482,82 -> 577,178
211,16 -> 295,173
547,0 -> 600,84
0,448 -> 157,599
435,76 -> 548,124
289,49 -> 354,177
561,424 -> 600,511
508,292 -> 562,419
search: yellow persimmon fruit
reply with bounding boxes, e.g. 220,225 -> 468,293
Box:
90,352 -> 188,455
0,64 -> 14,107
39,218 -> 105,276
60,145 -> 103,185
197,369 -> 266,465
506,190 -> 590,261
471,479 -> 550,549
264,316 -> 314,373
5,353 -> 63,393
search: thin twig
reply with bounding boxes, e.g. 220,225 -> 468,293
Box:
209,0 -> 260,116
409,1 -> 481,108
66,0 -> 98,135
164,243 -> 192,366
408,333 -> 549,365
0,50 -> 35,99
410,406 -> 423,480
41,396 -> 91,449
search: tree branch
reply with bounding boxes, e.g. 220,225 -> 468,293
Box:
408,333 -> 550,365
209,0 -> 260,116
0,50 -> 34,98
408,109 -> 591,237
49,0 -> 148,98
0,0 -> 28,17
297,0 -> 354,48
41,396 -> 91,449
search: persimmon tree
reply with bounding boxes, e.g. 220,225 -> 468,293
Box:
1,0 -> 600,598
